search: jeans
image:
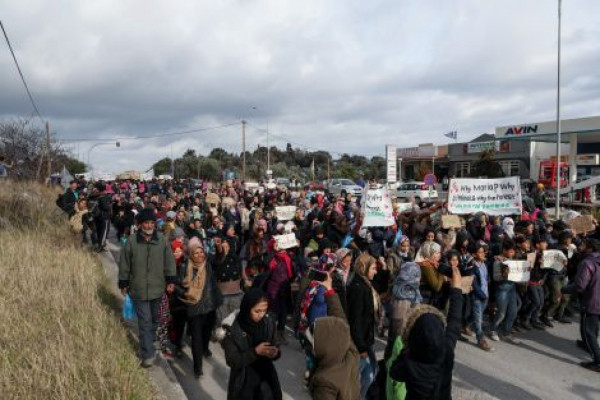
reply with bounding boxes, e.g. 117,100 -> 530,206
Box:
490,282 -> 518,336
582,312 -> 600,364
216,293 -> 243,328
188,311 -> 216,374
524,284 -> 544,323
358,347 -> 378,400
469,298 -> 488,342
132,298 -> 161,360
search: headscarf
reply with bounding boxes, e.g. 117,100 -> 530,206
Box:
237,288 -> 271,346
502,217 -> 515,239
353,252 -> 380,316
180,237 -> 207,305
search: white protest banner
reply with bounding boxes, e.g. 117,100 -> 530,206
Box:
275,206 -> 296,221
274,233 -> 298,249
505,260 -> 530,282
542,250 -> 567,271
362,187 -> 395,227
448,177 -> 522,215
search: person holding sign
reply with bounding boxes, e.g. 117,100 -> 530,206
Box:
489,240 -> 521,345
542,231 -> 573,326
521,237 -> 550,330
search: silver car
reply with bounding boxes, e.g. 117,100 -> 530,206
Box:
326,178 -> 363,198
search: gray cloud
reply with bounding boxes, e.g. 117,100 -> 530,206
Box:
1,0 -> 599,173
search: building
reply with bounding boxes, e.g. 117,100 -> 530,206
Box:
397,143 -> 449,181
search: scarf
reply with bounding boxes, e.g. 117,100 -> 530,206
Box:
237,288 -> 271,346
180,249 -> 207,305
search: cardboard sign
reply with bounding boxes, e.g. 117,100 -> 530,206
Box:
274,233 -> 298,249
460,276 -> 474,294
505,260 -> 530,282
395,202 -> 413,214
542,250 -> 567,271
447,177 -> 522,215
571,215 -> 595,235
206,192 -> 220,205
362,188 -> 395,227
275,206 -> 296,221
442,215 -> 461,229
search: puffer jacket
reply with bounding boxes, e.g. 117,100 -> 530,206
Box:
571,252 -> 600,314
118,230 -> 177,300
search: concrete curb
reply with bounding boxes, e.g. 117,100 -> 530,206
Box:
98,242 -> 188,400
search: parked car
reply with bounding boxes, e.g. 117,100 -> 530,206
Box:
243,181 -> 264,194
276,177 -> 291,190
397,181 -> 438,201
326,179 -> 363,198
377,179 -> 400,191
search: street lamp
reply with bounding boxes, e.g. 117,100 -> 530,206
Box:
87,141 -> 120,181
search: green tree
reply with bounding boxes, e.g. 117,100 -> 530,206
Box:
470,149 -> 504,178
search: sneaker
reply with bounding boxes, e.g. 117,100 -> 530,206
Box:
540,317 -> 554,328
462,327 -> 475,337
489,331 -> 500,341
502,334 -> 521,345
478,339 -> 495,352
141,357 -> 155,368
555,316 -> 572,324
532,321 -> 546,330
580,361 -> 600,373
521,321 -> 532,331
203,349 -> 212,358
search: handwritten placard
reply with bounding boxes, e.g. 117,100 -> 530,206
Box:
542,250 -> 567,271
448,177 -> 522,215
442,215 -> 461,229
505,260 -> 530,283
362,188 -> 395,227
571,215 -> 595,235
275,206 -> 296,221
395,202 -> 413,214
460,276 -> 474,294
274,233 -> 298,249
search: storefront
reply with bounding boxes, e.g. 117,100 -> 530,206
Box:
396,144 -> 449,182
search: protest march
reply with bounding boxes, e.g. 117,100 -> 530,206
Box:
50,175 -> 600,400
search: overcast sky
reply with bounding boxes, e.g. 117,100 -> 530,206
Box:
1,0 -> 599,174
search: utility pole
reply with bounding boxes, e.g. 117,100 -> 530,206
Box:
45,121 -> 51,178
242,120 -> 246,181
267,121 -> 270,176
555,0 -> 562,219
327,156 -> 330,181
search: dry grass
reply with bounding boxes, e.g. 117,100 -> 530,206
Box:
0,181 -> 155,400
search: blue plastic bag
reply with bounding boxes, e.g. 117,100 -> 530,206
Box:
122,293 -> 136,321
341,234 -> 353,248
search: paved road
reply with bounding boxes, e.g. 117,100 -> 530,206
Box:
107,234 -> 600,400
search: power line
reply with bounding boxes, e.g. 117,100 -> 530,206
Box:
0,20 -> 44,122
59,121 -> 241,142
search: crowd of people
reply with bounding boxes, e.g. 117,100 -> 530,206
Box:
57,177 -> 600,400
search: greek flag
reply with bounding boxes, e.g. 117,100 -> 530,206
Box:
444,130 -> 457,140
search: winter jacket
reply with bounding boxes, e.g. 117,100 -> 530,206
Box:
346,276 -> 375,353
567,253 -> 600,314
390,288 -> 463,400
221,313 -> 282,400
185,258 -> 223,318
309,292 -> 360,400
118,230 -> 177,301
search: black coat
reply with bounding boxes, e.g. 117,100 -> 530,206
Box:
221,314 -> 282,400
390,288 -> 463,400
346,276 -> 375,353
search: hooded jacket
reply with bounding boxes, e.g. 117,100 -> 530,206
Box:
571,252 -> 600,314
309,293 -> 360,400
346,253 -> 376,353
390,288 -> 463,400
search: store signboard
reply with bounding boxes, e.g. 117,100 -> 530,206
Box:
576,154 -> 599,165
386,145 -> 397,183
397,145 -> 437,158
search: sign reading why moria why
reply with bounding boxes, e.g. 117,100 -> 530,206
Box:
362,187 -> 395,227
274,233 -> 298,249
542,250 -> 567,271
448,177 -> 522,215
505,260 -> 531,282
275,206 -> 296,221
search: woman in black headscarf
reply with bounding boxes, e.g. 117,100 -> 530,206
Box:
221,289 -> 282,400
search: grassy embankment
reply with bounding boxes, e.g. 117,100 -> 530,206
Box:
0,181 -> 155,400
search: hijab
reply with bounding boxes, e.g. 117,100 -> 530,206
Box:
237,289 -> 271,346
502,217 -> 515,239
180,237 -> 207,305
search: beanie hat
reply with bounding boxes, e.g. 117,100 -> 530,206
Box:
138,208 -> 156,223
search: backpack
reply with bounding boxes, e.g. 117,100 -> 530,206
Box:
55,193 -> 68,212
88,199 -> 102,219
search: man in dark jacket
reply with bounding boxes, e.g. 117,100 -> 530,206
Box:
564,240 -> 600,373
63,180 -> 79,216
89,182 -> 112,252
118,208 -> 177,367
390,263 -> 464,400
